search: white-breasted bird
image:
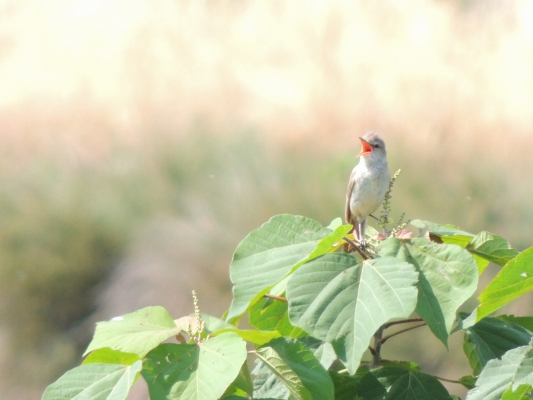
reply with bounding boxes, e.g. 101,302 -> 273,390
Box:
345,131 -> 391,246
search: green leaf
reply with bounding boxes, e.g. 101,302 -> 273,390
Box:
477,246 -> 533,320
250,297 -> 307,338
329,371 -> 363,400
459,375 -> 477,390
287,253 -> 418,373
356,365 -> 450,400
502,385 -> 533,400
498,315 -> 533,333
227,215 -> 352,320
379,238 -> 478,346
461,316 -> 532,375
223,362 -> 254,398
83,348 -> 140,365
410,219 -> 474,246
255,337 -> 334,400
42,360 -> 142,400
327,217 -> 343,231
467,231 -> 519,268
142,332 -> 247,400
200,313 -> 234,333
466,344 -> 533,400
299,337 -> 337,370
252,358 -> 290,399
84,306 -> 180,357
217,328 -> 282,345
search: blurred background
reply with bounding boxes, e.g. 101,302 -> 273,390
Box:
1,0 -> 533,398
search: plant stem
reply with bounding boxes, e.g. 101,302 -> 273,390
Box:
263,294 -> 287,302
382,318 -> 423,329
432,375 -> 466,385
371,325 -> 385,368
380,323 -> 426,345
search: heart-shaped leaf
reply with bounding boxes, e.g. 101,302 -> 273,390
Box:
227,215 -> 352,320
142,332 -> 247,400
287,253 -> 418,373
379,238 -> 478,346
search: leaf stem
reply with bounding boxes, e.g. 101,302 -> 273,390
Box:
263,294 -> 287,302
371,325 -> 385,368
380,323 -> 426,345
382,318 -> 423,330
432,375 -> 466,385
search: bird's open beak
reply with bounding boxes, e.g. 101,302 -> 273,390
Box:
358,137 -> 373,156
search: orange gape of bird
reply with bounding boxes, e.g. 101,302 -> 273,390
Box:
345,131 -> 391,247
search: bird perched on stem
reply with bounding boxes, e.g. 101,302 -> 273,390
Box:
345,131 -> 391,247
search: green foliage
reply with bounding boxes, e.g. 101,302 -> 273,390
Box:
43,213 -> 533,399
287,253 -> 418,373
42,361 -> 142,400
142,333 -> 247,400
459,315 -> 533,375
84,306 -> 183,357
355,364 -> 450,400
379,237 -> 478,345
477,246 -> 533,320
227,214 -> 351,320
255,337 -> 334,400
466,344 -> 533,400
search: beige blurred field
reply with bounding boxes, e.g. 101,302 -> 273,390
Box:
1,0 -> 533,398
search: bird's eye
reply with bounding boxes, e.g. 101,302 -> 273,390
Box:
373,143 -> 380,148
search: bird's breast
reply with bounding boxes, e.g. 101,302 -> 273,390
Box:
348,165 -> 390,222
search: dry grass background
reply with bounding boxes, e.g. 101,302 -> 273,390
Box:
1,0 -> 533,398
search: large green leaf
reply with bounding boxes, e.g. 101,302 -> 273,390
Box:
466,344 -> 533,400
84,306 -> 180,357
379,238 -> 478,346
355,365 -> 450,400
467,231 -> 519,268
227,215 -> 352,319
250,296 -> 307,338
255,337 -> 334,400
477,246 -> 533,320
460,316 -> 532,375
142,332 -> 247,400
42,360 -> 142,400
287,253 -> 418,373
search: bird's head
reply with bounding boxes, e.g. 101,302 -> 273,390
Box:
358,131 -> 387,162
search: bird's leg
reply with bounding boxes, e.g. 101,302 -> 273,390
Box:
357,220 -> 367,247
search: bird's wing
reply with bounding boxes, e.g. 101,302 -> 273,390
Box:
345,169 -> 356,224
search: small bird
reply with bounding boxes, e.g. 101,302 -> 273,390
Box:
345,131 -> 391,246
